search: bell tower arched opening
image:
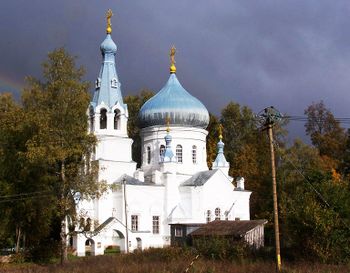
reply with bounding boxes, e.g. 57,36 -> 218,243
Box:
100,108 -> 107,129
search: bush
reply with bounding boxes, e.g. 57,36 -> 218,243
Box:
193,236 -> 250,262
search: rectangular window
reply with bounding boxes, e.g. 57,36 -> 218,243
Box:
176,145 -> 183,163
175,227 -> 183,237
152,216 -> 160,234
131,215 -> 138,231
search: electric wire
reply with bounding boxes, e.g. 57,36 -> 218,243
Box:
0,190 -> 51,200
0,193 -> 53,204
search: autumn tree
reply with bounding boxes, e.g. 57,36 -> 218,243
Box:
278,139 -> 350,262
304,101 -> 347,166
219,102 -> 282,220
22,48 -> 100,263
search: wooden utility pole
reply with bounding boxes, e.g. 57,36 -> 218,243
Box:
258,106 -> 282,272
268,123 -> 281,272
123,178 -> 129,253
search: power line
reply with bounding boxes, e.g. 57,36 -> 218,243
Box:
0,190 -> 52,200
0,193 -> 53,204
283,115 -> 350,125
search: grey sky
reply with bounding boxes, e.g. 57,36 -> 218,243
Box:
1,1 -> 350,141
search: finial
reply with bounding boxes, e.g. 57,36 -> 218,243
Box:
106,9 -> 113,34
169,45 -> 176,74
218,124 -> 223,140
166,115 -> 171,133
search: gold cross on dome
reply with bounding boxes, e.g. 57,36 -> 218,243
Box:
106,9 -> 113,34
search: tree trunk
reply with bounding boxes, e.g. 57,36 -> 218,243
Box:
60,216 -> 68,264
15,226 -> 21,253
60,160 -> 68,264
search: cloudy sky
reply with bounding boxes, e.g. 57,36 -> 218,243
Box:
1,1 -> 350,141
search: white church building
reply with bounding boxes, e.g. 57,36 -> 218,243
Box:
73,11 -> 251,256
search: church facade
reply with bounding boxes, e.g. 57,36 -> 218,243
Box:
73,11 -> 251,256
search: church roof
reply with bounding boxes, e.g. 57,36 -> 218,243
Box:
181,169 -> 219,187
138,49 -> 209,129
190,220 -> 268,237
115,175 -> 164,186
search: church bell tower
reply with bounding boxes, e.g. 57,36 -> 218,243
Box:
88,9 -> 136,183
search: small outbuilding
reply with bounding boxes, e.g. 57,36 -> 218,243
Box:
170,220 -> 267,249
190,220 -> 267,249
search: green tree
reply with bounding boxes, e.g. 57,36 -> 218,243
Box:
0,93 -> 56,255
278,139 -> 350,263
220,102 -> 277,220
304,101 -> 347,165
22,48 -> 100,263
124,90 -> 154,167
206,113 -> 220,169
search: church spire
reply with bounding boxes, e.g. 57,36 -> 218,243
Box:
212,124 -> 230,174
163,116 -> 175,162
91,9 -> 125,111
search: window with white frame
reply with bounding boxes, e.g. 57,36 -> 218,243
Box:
206,210 -> 211,223
152,216 -> 160,234
131,215 -> 138,231
215,208 -> 221,220
147,146 -> 151,164
176,145 -> 183,163
174,227 -> 183,237
192,145 -> 197,164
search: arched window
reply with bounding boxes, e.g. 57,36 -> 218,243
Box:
215,208 -> 221,220
100,108 -> 107,129
206,210 -> 211,223
114,109 -> 120,130
192,145 -> 197,164
147,146 -> 151,164
176,145 -> 183,163
159,145 -> 165,160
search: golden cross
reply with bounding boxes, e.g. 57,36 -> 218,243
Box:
106,9 -> 113,34
218,124 -> 223,140
169,45 -> 176,73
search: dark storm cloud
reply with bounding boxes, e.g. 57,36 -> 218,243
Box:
1,0 -> 350,141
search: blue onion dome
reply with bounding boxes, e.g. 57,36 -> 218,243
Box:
139,73 -> 210,129
100,34 -> 117,54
